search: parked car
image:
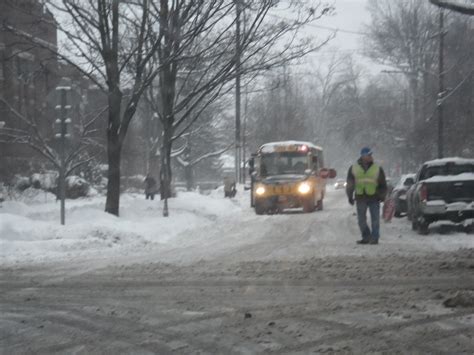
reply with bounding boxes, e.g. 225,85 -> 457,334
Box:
334,179 -> 346,190
407,157 -> 474,235
390,174 -> 415,217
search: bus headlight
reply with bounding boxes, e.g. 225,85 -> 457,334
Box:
255,186 -> 266,195
298,182 -> 311,194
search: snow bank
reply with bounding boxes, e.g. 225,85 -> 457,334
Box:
1,187 -> 473,270
0,190 -> 245,266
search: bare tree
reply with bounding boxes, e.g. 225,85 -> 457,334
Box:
0,95 -> 105,181
365,0 -> 439,129
13,1 -> 330,217
176,144 -> 233,191
429,0 -> 474,15
309,53 -> 361,148
144,0 -> 332,216
25,0 -> 181,216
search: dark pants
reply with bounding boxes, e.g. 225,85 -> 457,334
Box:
146,193 -> 155,200
356,199 -> 380,242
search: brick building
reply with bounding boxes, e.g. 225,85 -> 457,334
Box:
0,0 -> 58,176
0,0 -> 106,180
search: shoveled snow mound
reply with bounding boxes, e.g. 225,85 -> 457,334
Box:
0,191 -> 245,266
1,187 -> 473,269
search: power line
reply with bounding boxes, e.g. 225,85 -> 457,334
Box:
305,23 -> 369,36
268,13 -> 369,36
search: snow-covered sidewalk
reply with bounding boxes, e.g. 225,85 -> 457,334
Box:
0,187 -> 250,266
1,187 -> 473,269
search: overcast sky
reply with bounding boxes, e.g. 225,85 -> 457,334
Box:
301,0 -> 388,75
317,0 -> 370,49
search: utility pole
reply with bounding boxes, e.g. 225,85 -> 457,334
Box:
242,87 -> 248,185
235,0 -> 242,184
437,9 -> 445,159
55,86 -> 72,225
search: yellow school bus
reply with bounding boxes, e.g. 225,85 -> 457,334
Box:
248,141 -> 336,215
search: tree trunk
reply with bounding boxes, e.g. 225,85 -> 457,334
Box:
160,125 -> 173,217
185,165 -> 193,191
409,76 -> 419,130
104,84 -> 123,216
105,132 -> 122,216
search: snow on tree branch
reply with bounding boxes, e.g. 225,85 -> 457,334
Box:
190,144 -> 233,167
0,95 -> 104,177
430,0 -> 474,15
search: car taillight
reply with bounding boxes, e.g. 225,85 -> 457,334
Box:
420,183 -> 428,202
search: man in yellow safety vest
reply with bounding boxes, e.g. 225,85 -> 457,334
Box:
346,147 -> 387,244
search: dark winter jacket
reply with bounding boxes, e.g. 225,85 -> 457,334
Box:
144,177 -> 157,194
346,159 -> 387,202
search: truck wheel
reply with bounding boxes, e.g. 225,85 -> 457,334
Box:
255,201 -> 265,215
411,217 -> 418,231
414,213 -> 429,235
417,220 -> 429,235
466,223 -> 474,234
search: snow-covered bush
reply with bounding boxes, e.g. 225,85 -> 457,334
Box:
31,171 -> 58,190
5,172 -> 94,200
66,176 -> 90,199
13,175 -> 31,191
0,183 -> 5,202
121,175 -> 146,192
76,161 -> 108,186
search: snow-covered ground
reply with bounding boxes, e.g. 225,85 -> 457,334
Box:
0,186 -> 248,266
2,186 -> 474,354
1,186 -> 473,269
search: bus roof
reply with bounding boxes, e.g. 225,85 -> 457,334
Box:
258,141 -> 323,154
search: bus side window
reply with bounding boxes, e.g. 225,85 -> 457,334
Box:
311,155 -> 318,171
318,151 -> 324,169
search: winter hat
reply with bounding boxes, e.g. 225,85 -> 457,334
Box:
360,147 -> 373,156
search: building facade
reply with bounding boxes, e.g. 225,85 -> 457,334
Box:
0,0 -> 106,181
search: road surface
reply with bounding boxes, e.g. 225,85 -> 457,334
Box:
1,189 -> 474,354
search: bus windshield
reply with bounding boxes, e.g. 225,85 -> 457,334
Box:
260,152 -> 308,176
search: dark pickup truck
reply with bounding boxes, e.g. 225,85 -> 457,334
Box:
407,157 -> 474,235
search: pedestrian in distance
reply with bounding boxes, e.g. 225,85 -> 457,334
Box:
346,147 -> 388,245
223,175 -> 237,198
144,174 -> 157,200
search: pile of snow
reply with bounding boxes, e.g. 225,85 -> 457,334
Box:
12,175 -> 32,191
31,171 -> 57,190
66,176 -> 90,198
0,189 -> 248,266
2,186 -> 473,270
7,173 -> 93,199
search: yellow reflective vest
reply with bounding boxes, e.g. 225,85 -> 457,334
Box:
352,163 -> 380,196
